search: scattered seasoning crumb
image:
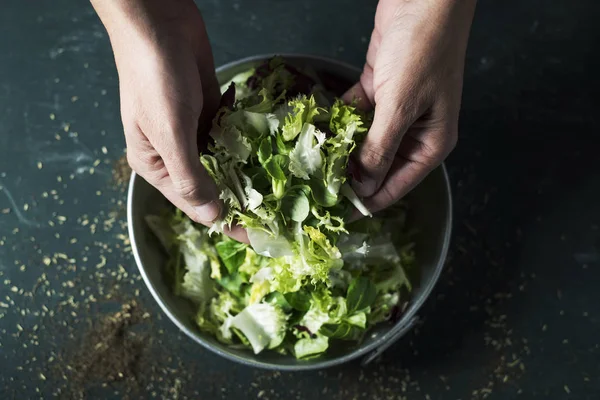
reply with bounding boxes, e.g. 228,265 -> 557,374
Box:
96,256 -> 107,269
112,155 -> 132,192
49,113 -> 55,120
564,385 -> 571,394
101,146 -> 108,154
542,324 -> 548,331
56,300 -> 155,398
37,162 -> 43,169
71,96 -> 79,102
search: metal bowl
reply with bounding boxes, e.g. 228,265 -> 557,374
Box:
127,54 -> 453,370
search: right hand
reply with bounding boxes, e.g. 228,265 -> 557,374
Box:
92,0 -> 248,242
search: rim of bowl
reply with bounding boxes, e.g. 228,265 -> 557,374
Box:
127,52 -> 453,371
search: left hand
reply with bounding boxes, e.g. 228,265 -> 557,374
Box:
345,0 -> 477,213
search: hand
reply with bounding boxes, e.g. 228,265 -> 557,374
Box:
92,0 -> 247,241
344,0 -> 476,213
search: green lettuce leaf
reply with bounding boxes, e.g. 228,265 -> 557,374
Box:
147,58 -> 418,359
346,277 -> 377,313
227,303 -> 288,354
215,238 -> 248,274
282,95 -> 321,141
294,334 -> 329,359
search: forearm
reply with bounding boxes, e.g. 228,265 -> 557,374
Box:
90,0 -> 203,57
90,0 -> 199,40
377,0 -> 477,34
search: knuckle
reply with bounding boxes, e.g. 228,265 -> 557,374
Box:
380,184 -> 400,207
360,144 -> 395,173
421,141 -> 445,164
126,149 -> 168,184
446,128 -> 458,151
126,152 -> 142,173
419,128 -> 457,167
172,178 -> 202,200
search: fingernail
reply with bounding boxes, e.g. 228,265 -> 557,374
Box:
352,178 -> 376,197
194,200 -> 221,223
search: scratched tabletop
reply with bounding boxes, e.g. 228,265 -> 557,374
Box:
1,1 -> 599,399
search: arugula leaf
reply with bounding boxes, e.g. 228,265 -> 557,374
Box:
308,176 -> 338,207
258,137 -> 273,165
215,239 -> 248,274
264,154 -> 288,181
284,290 -> 311,312
217,272 -> 247,298
265,291 -> 293,313
320,322 -> 363,340
346,277 -> 377,313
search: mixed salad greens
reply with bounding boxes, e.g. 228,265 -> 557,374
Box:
146,58 -> 417,359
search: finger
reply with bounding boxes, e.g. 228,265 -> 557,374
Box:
131,104 -> 222,225
223,225 -> 249,244
351,85 -> 422,198
156,178 -> 249,244
342,81 -> 374,111
342,28 -> 380,109
363,125 -> 456,213
195,16 -> 221,148
158,124 -> 222,224
125,139 -> 249,244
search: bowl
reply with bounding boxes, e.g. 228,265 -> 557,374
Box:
127,54 -> 453,370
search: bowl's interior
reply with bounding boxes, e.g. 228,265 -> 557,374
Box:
128,55 -> 452,370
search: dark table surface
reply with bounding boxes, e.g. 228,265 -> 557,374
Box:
1,0 -> 599,399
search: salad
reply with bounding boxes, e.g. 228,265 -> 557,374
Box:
146,58 -> 416,359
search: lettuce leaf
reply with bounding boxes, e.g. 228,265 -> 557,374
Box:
147,58 -> 417,359
227,303 -> 288,354
294,334 -> 329,359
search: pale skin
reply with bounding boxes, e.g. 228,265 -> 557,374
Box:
91,0 -> 476,241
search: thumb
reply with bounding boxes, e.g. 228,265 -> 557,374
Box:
161,127 -> 222,224
350,87 -> 419,198
342,81 -> 373,111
